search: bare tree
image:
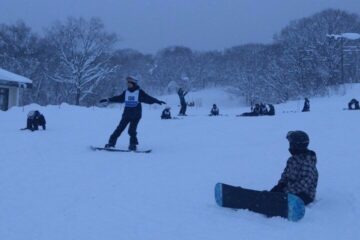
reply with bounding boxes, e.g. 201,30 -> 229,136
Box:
46,17 -> 117,105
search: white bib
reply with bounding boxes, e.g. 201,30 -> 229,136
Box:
125,90 -> 140,107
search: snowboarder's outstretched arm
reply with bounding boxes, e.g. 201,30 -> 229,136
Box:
100,92 -> 126,104
139,90 -> 165,105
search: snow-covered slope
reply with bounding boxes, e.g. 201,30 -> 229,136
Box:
0,87 -> 359,240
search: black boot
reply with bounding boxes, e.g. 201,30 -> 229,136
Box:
128,144 -> 137,151
105,143 -> 115,148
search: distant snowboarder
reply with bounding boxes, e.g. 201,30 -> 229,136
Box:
161,106 -> 172,119
209,104 -> 220,116
348,98 -> 359,110
21,110 -> 46,131
100,76 -> 166,151
177,88 -> 188,116
302,98 -> 310,112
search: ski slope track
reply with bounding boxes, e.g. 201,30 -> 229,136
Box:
1,86 -> 359,239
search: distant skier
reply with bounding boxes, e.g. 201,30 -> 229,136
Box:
177,88 -> 188,116
21,110 -> 46,131
161,106 -> 172,119
271,131 -> 318,205
100,76 -> 166,150
302,98 -> 310,112
348,98 -> 359,110
209,104 -> 220,116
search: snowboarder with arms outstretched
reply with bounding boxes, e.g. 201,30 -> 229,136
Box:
100,76 -> 166,151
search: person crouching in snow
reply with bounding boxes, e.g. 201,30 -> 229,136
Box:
209,104 -> 219,116
161,106 -> 172,119
21,110 -> 46,131
271,131 -> 318,205
100,76 -> 166,151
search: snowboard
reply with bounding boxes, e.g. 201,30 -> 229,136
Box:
90,146 -> 152,153
214,183 -> 305,222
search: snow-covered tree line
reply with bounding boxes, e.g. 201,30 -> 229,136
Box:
1,9 -> 360,106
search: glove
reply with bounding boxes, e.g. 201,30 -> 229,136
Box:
158,101 -> 166,105
99,99 -> 109,103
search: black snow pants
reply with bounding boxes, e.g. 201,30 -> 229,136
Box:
108,117 -> 140,146
179,103 -> 187,115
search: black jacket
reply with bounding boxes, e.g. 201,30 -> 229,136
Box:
26,111 -> 46,130
161,109 -> 172,119
108,86 -> 162,119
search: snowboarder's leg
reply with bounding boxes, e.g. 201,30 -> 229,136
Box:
128,118 -> 140,150
179,104 -> 185,115
179,103 -> 187,115
33,121 -> 39,131
108,117 -> 130,147
26,118 -> 33,131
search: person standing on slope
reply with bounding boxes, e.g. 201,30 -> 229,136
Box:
177,88 -> 188,116
100,76 -> 166,151
271,131 -> 318,205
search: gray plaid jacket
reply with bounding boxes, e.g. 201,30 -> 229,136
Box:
278,150 -> 318,200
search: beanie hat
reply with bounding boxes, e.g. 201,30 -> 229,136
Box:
126,75 -> 139,84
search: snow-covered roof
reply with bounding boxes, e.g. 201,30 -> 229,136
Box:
327,33 -> 360,40
0,68 -> 32,88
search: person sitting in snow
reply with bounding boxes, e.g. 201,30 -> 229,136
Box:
259,103 -> 268,115
238,103 -> 261,117
271,131 -> 318,205
302,98 -> 310,112
100,76 -> 166,151
348,98 -> 360,110
161,106 -> 172,119
21,110 -> 46,131
209,104 -> 220,116
266,104 -> 275,116
253,104 -> 261,115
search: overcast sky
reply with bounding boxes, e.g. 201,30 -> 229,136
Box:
1,0 -> 360,53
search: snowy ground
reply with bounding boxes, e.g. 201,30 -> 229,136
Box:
0,87 -> 360,240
